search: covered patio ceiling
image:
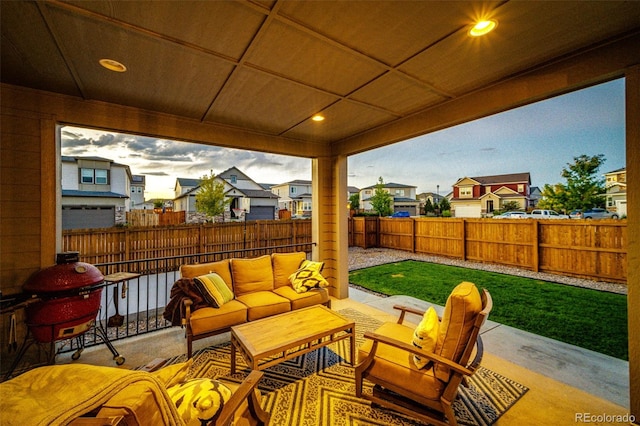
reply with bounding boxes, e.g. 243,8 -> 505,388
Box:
2,0 -> 639,156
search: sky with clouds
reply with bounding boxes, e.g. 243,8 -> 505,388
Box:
61,78 -> 625,200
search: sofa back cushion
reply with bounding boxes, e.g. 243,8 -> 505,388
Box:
433,281 -> 482,381
272,252 -> 306,288
231,255 -> 274,296
180,259 -> 233,289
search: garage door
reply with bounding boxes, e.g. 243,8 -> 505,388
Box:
245,206 -> 275,221
62,206 -> 115,230
453,205 -> 481,218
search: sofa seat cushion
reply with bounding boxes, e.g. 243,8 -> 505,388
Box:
235,291 -> 291,321
189,301 -> 247,336
358,322 -> 444,401
273,286 -> 329,310
231,255 -> 274,295
272,252 -> 306,288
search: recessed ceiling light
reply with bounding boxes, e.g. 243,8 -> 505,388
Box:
312,115 -> 325,122
469,20 -> 497,37
99,59 -> 127,72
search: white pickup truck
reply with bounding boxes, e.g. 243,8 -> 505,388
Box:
528,209 -> 569,219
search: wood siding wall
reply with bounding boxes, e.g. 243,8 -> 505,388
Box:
349,217 -> 627,283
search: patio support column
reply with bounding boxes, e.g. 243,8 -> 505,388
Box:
626,64 -> 640,422
312,155 -> 349,300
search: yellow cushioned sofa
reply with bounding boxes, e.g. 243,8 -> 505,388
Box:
178,252 -> 331,358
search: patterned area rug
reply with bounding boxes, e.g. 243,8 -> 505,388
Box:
166,309 -> 528,426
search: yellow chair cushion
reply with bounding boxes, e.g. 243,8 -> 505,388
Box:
194,273 -> 234,307
167,378 -> 232,426
433,281 -> 482,381
152,360 -> 192,388
358,322 -> 444,401
289,264 -> 329,293
412,306 -> 439,369
231,255 -> 274,295
272,252 -> 306,288
180,259 -> 233,287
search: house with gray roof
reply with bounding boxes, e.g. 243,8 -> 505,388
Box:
450,172 -> 532,217
359,182 -> 420,216
61,156 -> 132,229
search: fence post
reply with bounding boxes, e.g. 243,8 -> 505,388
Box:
412,218 -> 416,253
199,224 -> 204,256
124,228 -> 130,262
460,219 -> 466,260
532,220 -> 540,272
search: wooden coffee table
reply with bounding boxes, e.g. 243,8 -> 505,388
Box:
230,305 -> 355,373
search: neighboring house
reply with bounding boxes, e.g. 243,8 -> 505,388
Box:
450,172 -> 531,218
417,192 -> 445,214
173,167 -> 279,222
61,156 -> 131,229
130,175 -> 146,210
359,182 -> 420,216
528,186 -> 542,209
271,180 -> 313,217
604,167 -> 627,216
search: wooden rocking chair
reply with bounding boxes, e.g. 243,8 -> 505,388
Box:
355,282 -> 492,426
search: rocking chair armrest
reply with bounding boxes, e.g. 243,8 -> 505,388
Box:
392,305 -> 428,324
214,370 -> 269,426
363,331 -> 474,377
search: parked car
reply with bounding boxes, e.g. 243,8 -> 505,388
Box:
528,209 -> 569,219
493,211 -> 528,219
571,208 -> 619,220
390,211 -> 410,218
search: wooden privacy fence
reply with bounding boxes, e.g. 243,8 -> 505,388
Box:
126,210 -> 186,227
63,219 -> 313,272
349,217 -> 627,283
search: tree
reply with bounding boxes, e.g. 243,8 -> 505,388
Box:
539,154 -> 606,212
349,193 -> 360,211
424,199 -> 434,215
499,200 -> 521,214
195,171 -> 231,221
369,177 -> 393,217
439,197 -> 450,215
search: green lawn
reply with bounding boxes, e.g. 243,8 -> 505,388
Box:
348,260 -> 628,360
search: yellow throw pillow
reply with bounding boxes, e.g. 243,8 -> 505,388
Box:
412,306 -> 439,369
289,264 -> 329,293
299,259 -> 324,272
168,378 -> 232,426
194,273 -> 234,308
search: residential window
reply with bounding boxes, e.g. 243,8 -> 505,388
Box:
81,168 -> 108,185
459,187 -> 472,198
95,169 -> 108,184
81,168 -> 94,183
230,175 -> 237,184
395,189 -> 405,196
291,187 -> 297,194
517,184 -> 524,193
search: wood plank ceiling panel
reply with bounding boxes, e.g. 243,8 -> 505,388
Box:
44,5 -> 236,119
244,19 -> 387,96
400,1 -> 640,95
204,67 -> 339,134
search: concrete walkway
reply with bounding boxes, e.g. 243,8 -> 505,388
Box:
348,286 -> 630,408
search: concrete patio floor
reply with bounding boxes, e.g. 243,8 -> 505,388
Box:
57,287 -> 631,426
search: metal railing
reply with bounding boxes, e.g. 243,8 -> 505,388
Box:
57,243 -> 314,355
